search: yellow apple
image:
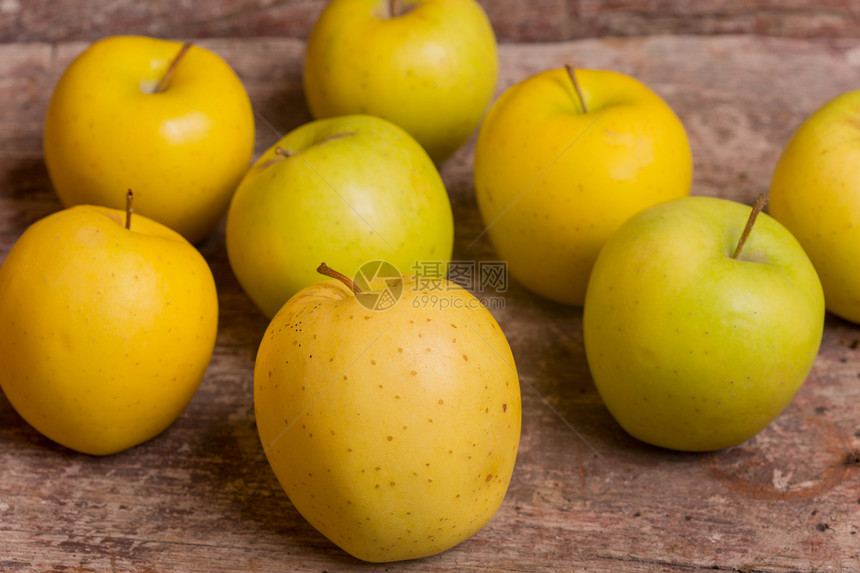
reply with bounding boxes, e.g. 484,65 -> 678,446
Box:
303,0 -> 498,163
43,35 -> 255,244
769,89 -> 860,323
583,196 -> 824,451
0,200 -> 219,455
226,114 -> 454,319
254,264 -> 521,562
474,67 -> 692,305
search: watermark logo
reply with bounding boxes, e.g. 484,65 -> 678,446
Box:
350,260 -> 509,311
353,260 -> 403,311
429,260 -> 509,293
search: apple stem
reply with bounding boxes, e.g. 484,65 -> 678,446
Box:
732,193 -> 768,260
155,41 -> 193,94
269,133 -> 354,163
317,263 -> 363,294
565,64 -> 588,114
125,189 -> 134,230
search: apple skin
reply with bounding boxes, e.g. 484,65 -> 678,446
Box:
769,90 -> 860,323
254,272 -> 521,562
225,114 -> 454,318
303,0 -> 498,163
583,196 -> 824,452
474,67 -> 692,306
43,35 -> 255,244
0,205 -> 219,456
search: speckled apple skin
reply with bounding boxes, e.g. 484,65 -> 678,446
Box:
254,276 -> 521,562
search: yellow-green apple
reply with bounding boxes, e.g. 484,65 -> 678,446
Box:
474,67 -> 692,306
225,114 -> 454,318
43,35 -> 255,244
303,0 -> 498,163
0,197 -> 219,455
769,89 -> 860,323
583,195 -> 824,452
254,263 -> 521,562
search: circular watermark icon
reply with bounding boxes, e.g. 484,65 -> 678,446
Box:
353,261 -> 403,311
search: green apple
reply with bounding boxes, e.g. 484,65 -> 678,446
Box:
474,67 -> 692,306
43,35 -> 255,244
0,197 -> 218,455
769,89 -> 860,323
303,0 -> 498,163
583,195 -> 824,452
254,263 -> 521,562
225,114 -> 454,318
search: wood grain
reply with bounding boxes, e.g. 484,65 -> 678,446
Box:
1,1 -> 859,44
1,35 -> 859,572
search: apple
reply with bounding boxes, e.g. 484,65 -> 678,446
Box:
303,0 -> 498,163
768,89 -> 860,323
474,66 -> 692,306
583,195 -> 824,451
0,195 -> 219,456
254,263 -> 521,562
43,35 -> 255,244
225,114 -> 454,318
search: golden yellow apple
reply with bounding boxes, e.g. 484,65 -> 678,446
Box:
254,264 -> 521,562
43,35 -> 255,243
769,89 -> 860,323
474,67 -> 692,305
0,201 -> 219,455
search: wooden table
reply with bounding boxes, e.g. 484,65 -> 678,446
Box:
1,35 -> 859,572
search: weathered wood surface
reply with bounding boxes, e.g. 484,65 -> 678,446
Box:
1,35 -> 860,572
2,0 -> 860,44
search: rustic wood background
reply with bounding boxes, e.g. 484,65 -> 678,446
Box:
1,2 -> 860,572
2,0 -> 860,43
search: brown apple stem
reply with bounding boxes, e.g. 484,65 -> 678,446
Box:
269,133 -> 354,162
317,263 -> 363,294
565,64 -> 588,114
732,193 -> 768,260
125,189 -> 134,230
155,41 -> 193,93
257,146 -> 294,169
389,0 -> 398,17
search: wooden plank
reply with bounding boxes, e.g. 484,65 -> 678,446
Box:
0,35 -> 859,572
2,1 -> 860,44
